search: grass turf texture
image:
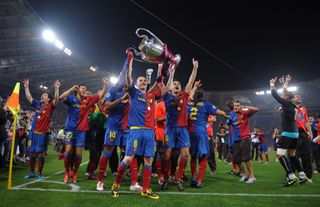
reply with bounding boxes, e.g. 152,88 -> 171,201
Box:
1,146 -> 319,207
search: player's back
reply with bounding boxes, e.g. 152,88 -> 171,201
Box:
187,100 -> 217,133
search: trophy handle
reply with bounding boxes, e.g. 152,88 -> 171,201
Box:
136,28 -> 164,45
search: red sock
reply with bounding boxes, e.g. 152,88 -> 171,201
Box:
232,161 -> 238,172
197,157 -> 207,183
259,154 -> 263,161
171,155 -> 179,176
38,157 -> 45,174
156,157 -> 163,178
142,164 -> 152,192
130,157 -> 138,185
176,157 -> 188,181
73,155 -> 82,174
115,161 -> 128,184
266,154 -> 269,162
98,157 -> 109,182
63,153 -> 70,173
190,158 -> 197,177
163,159 -> 170,180
29,157 -> 36,173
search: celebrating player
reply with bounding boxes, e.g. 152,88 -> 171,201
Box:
227,101 -> 259,183
23,79 -> 60,179
60,79 -> 109,184
188,81 -> 228,188
270,75 -> 308,186
161,58 -> 199,191
110,52 -> 171,199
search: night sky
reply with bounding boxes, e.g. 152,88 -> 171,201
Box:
28,0 -> 320,90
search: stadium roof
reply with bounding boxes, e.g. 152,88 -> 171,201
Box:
0,0 -> 109,100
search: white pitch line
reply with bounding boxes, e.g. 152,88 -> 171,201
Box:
11,187 -> 320,198
12,161 -> 88,189
41,180 -> 80,191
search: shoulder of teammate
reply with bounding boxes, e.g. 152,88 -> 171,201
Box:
127,82 -> 138,96
301,106 -> 309,117
149,87 -> 161,99
86,94 -> 100,105
163,90 -> 173,99
49,101 -> 56,110
226,111 -> 235,125
31,99 -> 41,108
182,90 -> 189,99
241,107 -> 255,117
63,94 -> 76,105
205,101 -> 217,115
104,86 -> 116,102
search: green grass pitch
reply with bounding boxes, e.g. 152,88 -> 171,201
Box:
1,146 -> 319,207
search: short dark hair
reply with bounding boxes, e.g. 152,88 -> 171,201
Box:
234,100 -> 242,104
226,100 -> 234,110
78,84 -> 86,88
194,88 -> 205,103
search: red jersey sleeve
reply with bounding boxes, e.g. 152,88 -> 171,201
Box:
88,95 -> 100,106
242,108 -> 255,118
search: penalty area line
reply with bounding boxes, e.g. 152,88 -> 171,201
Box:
11,187 -> 320,197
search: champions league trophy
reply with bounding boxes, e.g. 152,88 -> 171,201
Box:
133,28 -> 181,78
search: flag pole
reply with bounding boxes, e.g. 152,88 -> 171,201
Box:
7,113 -> 18,190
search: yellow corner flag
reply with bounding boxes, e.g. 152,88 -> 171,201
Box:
5,82 -> 20,116
5,82 -> 20,190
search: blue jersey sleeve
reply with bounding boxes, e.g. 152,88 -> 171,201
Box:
31,99 -> 41,109
104,87 -> 116,102
207,102 -> 217,115
63,94 -> 74,106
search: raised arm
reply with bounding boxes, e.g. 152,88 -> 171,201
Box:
185,58 -> 199,94
216,109 -> 229,118
126,56 -> 133,87
52,80 -> 61,107
98,78 -> 109,100
23,79 -> 33,104
270,77 -> 287,105
189,80 -> 201,100
104,92 -> 129,110
243,105 -> 259,113
60,85 -> 79,101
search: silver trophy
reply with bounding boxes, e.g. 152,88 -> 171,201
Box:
134,28 -> 181,77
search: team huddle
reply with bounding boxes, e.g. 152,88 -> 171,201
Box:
22,50 -> 315,199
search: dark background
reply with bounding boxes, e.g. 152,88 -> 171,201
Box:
28,0 -> 320,90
